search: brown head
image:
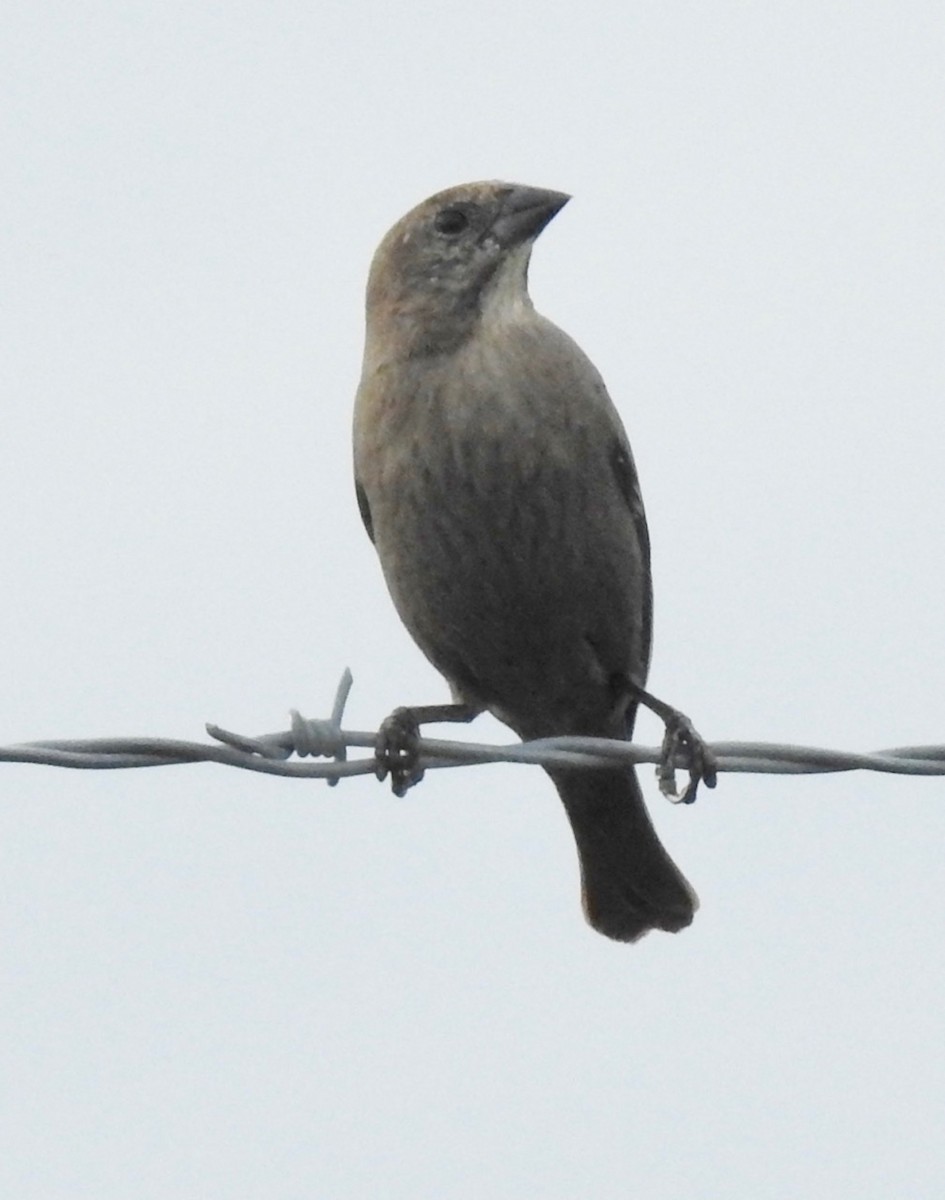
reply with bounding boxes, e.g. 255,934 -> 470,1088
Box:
363,180 -> 570,363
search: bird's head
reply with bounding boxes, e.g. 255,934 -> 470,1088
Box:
364,180 -> 570,361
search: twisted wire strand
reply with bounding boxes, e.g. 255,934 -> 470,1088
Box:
1,670 -> 943,784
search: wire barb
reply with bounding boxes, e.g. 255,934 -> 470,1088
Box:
288,667 -> 352,786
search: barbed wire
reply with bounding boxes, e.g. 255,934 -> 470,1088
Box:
2,671 -> 944,797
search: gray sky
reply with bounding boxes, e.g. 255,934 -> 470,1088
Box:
2,2 -> 944,1196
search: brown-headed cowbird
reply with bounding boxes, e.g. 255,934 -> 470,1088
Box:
353,181 -> 699,941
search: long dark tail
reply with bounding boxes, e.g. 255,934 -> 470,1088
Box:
546,765 -> 698,942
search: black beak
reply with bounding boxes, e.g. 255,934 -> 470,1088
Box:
492,185 -> 571,247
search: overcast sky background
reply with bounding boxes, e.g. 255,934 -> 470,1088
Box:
2,2 -> 944,1196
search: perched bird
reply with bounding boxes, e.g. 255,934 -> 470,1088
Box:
353,181 -> 707,941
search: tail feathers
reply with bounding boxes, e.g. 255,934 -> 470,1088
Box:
547,766 -> 697,942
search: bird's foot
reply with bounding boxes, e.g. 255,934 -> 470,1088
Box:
374,701 -> 481,796
626,684 -> 717,805
656,709 -> 717,805
375,707 -> 425,797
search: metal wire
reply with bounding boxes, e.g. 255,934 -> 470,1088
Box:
2,670 -> 944,792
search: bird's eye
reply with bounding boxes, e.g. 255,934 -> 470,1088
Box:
434,207 -> 470,236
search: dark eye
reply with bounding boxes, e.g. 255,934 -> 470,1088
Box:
434,207 -> 469,236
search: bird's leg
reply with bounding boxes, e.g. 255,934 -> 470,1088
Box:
375,702 -> 482,797
625,684 -> 717,805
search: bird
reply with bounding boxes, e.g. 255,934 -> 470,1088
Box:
353,180 -> 710,941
